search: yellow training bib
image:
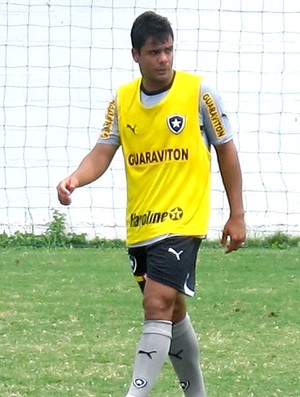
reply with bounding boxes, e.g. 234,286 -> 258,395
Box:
118,71 -> 211,245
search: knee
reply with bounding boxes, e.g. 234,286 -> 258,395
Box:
172,298 -> 187,324
143,292 -> 175,321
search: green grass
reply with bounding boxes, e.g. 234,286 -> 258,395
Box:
0,246 -> 299,396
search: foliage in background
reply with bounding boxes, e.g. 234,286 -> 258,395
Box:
0,210 -> 299,249
0,210 -> 125,249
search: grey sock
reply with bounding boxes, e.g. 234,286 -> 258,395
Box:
169,314 -> 206,397
126,319 -> 172,397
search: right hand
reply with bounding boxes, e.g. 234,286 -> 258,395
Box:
56,176 -> 79,205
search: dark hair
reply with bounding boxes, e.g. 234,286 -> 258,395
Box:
131,11 -> 174,53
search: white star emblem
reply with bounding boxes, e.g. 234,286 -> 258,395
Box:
171,118 -> 181,129
166,115 -> 185,134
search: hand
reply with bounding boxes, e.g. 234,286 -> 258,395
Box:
56,176 -> 78,205
221,215 -> 246,254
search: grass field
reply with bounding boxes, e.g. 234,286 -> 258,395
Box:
1,246 -> 299,397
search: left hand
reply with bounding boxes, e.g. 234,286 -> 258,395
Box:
221,215 -> 246,254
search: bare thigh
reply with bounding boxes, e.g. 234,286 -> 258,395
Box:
143,277 -> 187,324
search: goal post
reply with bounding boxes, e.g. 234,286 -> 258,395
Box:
1,0 -> 299,239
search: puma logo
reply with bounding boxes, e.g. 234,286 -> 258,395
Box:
168,247 -> 184,261
126,124 -> 137,134
169,349 -> 184,360
138,349 -> 157,359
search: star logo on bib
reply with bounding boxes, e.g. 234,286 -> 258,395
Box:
169,207 -> 184,220
167,115 -> 185,134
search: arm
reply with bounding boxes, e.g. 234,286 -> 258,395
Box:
214,140 -> 246,253
57,143 -> 118,205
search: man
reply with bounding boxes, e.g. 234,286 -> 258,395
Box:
57,11 -> 246,397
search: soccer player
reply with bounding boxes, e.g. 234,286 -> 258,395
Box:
57,11 -> 246,397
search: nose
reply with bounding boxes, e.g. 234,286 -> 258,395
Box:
158,51 -> 168,63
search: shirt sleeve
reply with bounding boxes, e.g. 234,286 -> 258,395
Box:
200,79 -> 233,147
97,94 -> 120,147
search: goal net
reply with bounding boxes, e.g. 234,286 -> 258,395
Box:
1,0 -> 299,240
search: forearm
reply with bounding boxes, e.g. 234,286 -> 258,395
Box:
216,141 -> 244,218
70,143 -> 117,188
71,154 -> 104,188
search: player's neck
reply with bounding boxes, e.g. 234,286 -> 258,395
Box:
141,71 -> 175,96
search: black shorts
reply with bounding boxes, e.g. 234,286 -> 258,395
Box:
128,236 -> 202,297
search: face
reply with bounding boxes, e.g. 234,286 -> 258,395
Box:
132,35 -> 174,92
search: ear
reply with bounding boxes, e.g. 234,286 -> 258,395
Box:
132,48 -> 139,63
